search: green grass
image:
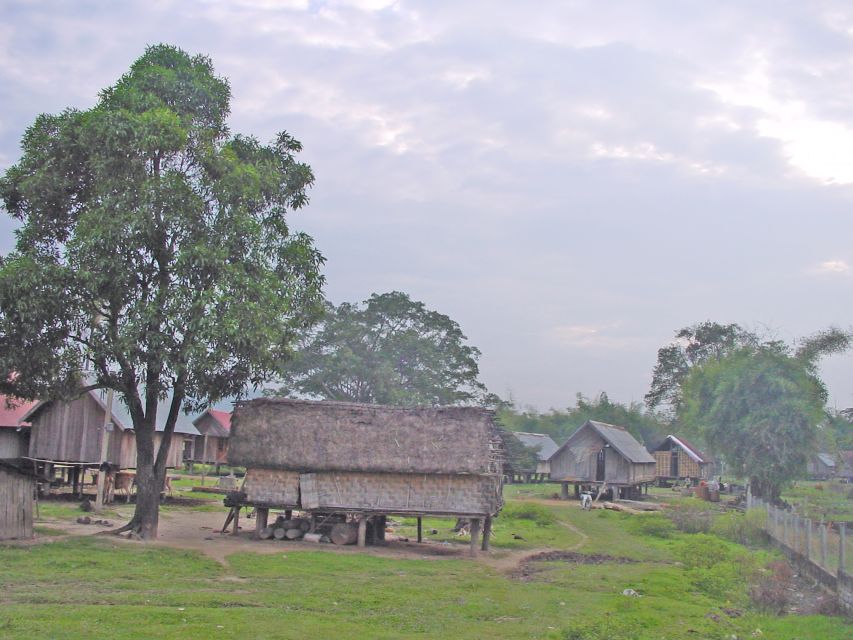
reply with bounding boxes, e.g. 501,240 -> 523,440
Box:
0,488 -> 849,639
782,481 -> 853,521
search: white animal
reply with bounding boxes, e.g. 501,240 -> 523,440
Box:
580,492 -> 593,511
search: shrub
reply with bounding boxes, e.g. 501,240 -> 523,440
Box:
749,560 -> 794,614
677,535 -> 760,605
500,502 -> 556,526
712,509 -> 767,547
665,502 -> 714,533
628,514 -> 677,539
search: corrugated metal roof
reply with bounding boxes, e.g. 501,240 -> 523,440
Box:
664,435 -> 710,464
815,453 -> 836,468
513,432 -> 559,461
0,395 -> 37,428
586,420 -> 656,463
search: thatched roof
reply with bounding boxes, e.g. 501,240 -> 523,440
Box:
228,398 -> 500,475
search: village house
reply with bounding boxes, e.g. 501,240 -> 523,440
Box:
188,408 -> 232,468
652,434 -> 714,485
510,431 -> 559,482
807,452 -> 837,480
228,398 -> 505,554
21,390 -> 198,495
548,420 -> 656,499
0,395 -> 36,460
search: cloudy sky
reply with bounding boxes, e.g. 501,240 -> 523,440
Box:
2,0 -> 853,411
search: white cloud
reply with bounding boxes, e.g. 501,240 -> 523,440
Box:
549,324 -> 640,350
811,259 -> 851,275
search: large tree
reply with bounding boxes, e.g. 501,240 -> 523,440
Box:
680,344 -> 827,501
0,45 -> 325,538
273,291 -> 487,406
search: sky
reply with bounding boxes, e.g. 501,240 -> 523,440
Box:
1,0 -> 853,412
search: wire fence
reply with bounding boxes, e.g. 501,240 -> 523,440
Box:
749,495 -> 851,577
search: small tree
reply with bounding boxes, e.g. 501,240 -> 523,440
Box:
0,45 -> 325,538
273,291 -> 487,406
680,345 -> 827,501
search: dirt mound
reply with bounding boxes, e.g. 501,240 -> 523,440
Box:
512,550 -> 636,581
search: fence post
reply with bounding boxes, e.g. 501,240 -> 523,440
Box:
805,519 -> 812,561
783,512 -> 789,547
820,522 -> 828,568
840,523 -> 847,576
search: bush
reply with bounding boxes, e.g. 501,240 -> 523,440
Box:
501,502 -> 556,526
749,560 -> 794,614
665,502 -> 714,533
628,514 -> 677,539
712,510 -> 767,547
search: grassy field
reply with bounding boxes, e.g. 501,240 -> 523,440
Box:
781,480 -> 853,521
1,487 -> 849,639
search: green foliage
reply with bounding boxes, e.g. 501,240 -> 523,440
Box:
627,514 -> 677,539
675,534 -> 760,605
272,291 -> 486,406
681,346 -> 826,500
646,321 -> 758,416
500,501 -> 557,526
0,44 -> 324,535
665,502 -> 715,533
711,510 -> 768,547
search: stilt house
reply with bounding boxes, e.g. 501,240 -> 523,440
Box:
807,453 -> 837,480
652,435 -> 713,483
21,390 -> 198,482
189,409 -> 232,465
511,432 -> 559,481
548,420 -> 656,497
0,395 -> 36,460
228,398 -> 505,552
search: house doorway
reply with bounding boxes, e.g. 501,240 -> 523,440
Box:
596,448 -> 606,481
670,449 -> 679,477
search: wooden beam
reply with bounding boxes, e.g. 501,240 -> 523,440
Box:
469,518 -> 481,557
481,516 -> 492,551
357,516 -> 367,547
417,516 -> 423,543
254,507 -> 269,539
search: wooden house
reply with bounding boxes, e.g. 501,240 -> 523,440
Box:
0,459 -> 35,540
652,435 -> 714,484
548,420 -> 656,498
189,409 -> 232,466
228,398 -> 504,553
21,390 -> 199,489
838,451 -> 853,482
0,395 -> 36,460
807,453 -> 837,480
510,432 -> 559,481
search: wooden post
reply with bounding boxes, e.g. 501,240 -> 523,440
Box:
560,482 -> 569,499
783,512 -> 789,547
481,515 -> 492,551
254,507 -> 269,539
820,522 -> 828,568
377,515 -> 386,542
95,389 -> 114,511
840,523 -> 847,575
469,518 -> 481,557
232,506 -> 240,536
417,516 -> 423,543
201,434 -> 209,486
805,519 -> 813,561
284,509 -> 292,520
357,516 -> 367,547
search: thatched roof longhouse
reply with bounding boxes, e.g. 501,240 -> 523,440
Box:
229,398 -> 501,476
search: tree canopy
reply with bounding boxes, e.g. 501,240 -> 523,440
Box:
680,344 -> 827,501
0,44 -> 325,537
272,291 -> 487,406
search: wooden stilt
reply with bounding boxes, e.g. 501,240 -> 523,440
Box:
561,482 -> 569,499
469,518 -> 481,557
284,509 -> 292,519
377,515 -> 386,542
255,507 -> 269,538
417,516 -> 423,543
357,516 -> 367,547
232,506 -> 240,535
481,516 -> 492,551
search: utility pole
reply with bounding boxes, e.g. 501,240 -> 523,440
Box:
95,389 -> 114,511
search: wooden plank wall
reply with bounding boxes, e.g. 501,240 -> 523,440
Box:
0,468 -> 33,540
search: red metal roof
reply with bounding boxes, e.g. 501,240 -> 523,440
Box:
0,395 -> 37,428
208,409 -> 232,431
